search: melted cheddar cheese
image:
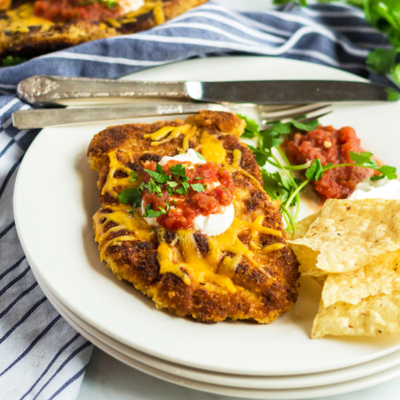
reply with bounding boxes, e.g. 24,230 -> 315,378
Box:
102,150 -> 138,198
97,124 -> 286,292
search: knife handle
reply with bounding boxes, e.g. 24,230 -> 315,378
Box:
17,75 -> 188,106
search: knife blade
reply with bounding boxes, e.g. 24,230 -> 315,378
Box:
17,75 -> 392,106
12,103 -> 226,129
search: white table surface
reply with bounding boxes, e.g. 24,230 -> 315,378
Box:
76,1 -> 400,399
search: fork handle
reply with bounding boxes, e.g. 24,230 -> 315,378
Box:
17,75 -> 189,106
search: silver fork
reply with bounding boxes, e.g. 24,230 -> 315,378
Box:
12,102 -> 332,130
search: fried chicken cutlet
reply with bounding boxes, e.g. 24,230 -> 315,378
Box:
87,111 -> 299,323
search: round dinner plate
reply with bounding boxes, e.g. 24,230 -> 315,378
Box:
14,56 -> 400,376
33,266 -> 400,390
33,269 -> 400,399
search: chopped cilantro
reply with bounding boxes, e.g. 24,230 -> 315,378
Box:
191,183 -> 207,192
305,159 -> 324,182
129,171 -> 138,182
143,203 -> 170,218
194,151 -> 206,161
175,181 -> 190,195
118,187 -> 142,208
166,181 -> 178,188
144,167 -> 171,184
170,164 -> 187,178
193,176 -> 204,180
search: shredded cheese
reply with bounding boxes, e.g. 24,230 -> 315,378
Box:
96,124 -> 285,292
101,150 -> 138,198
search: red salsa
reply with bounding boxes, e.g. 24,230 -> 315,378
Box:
283,126 -> 373,200
34,0 -> 122,22
142,160 -> 234,231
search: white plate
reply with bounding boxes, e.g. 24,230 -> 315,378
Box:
33,267 -> 400,390
33,268 -> 400,399
14,56 -> 400,376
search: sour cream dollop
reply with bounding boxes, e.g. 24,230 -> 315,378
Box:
118,0 -> 144,14
349,178 -> 400,200
140,149 -> 235,236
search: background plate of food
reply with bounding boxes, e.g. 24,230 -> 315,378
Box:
14,56 -> 400,377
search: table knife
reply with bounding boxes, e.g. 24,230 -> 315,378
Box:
12,103 -> 226,129
17,75 -> 393,106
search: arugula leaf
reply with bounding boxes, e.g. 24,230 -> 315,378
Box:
118,188 -> 142,208
237,114 -> 260,138
291,119 -> 319,131
191,183 -> 207,192
194,151 -> 206,161
349,151 -> 377,168
144,168 -> 171,184
305,159 -> 324,181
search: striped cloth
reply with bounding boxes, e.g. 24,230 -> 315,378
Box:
0,2 -> 394,400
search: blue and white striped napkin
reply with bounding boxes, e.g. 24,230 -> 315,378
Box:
0,2 -> 393,399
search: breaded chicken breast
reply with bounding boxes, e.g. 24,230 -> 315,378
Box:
87,111 -> 299,323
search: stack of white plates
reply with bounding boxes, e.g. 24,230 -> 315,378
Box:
14,57 -> 400,399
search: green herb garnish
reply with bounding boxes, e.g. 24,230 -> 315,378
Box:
191,183 -> 207,192
237,114 -> 398,232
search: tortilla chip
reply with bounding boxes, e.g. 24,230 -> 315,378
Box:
312,292 -> 400,338
287,211 -> 321,240
288,199 -> 400,275
322,249 -> 400,307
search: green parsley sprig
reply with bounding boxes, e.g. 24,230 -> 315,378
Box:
237,114 -> 398,232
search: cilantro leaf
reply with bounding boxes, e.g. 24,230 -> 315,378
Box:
370,174 -> 386,181
377,165 -> 397,180
175,181 -> 190,195
156,164 -> 166,174
269,121 -> 291,134
305,159 -> 324,182
349,151 -> 377,168
248,146 -> 270,167
129,171 -> 138,182
191,183 -> 207,192
262,131 -> 283,152
170,164 -> 186,178
391,63 -> 400,85
386,88 -> 400,101
145,178 -> 162,194
166,181 -> 178,188
367,48 -> 398,75
291,119 -> 319,131
194,151 -> 206,161
237,114 -> 260,138
118,188 -> 142,208
144,167 -> 171,184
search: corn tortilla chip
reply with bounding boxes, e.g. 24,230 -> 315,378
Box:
288,199 -> 400,275
312,292 -> 400,338
322,249 -> 400,307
